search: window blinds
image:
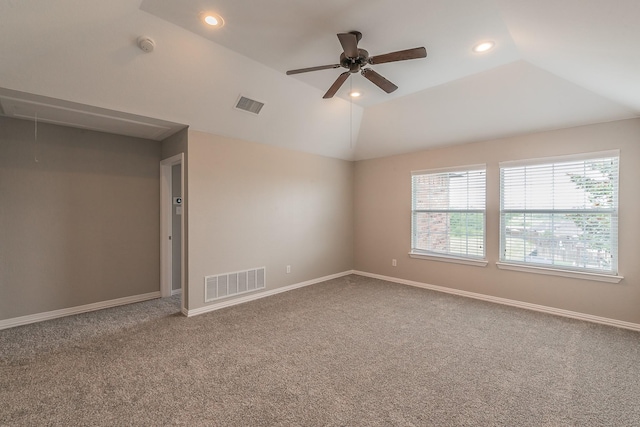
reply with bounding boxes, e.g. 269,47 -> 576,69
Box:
499,151 -> 619,274
412,166 -> 486,259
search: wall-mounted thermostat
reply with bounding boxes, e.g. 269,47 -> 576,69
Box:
173,197 -> 182,205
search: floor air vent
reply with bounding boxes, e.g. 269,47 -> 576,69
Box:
205,267 -> 266,302
234,96 -> 264,115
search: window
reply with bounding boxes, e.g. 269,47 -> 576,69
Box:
411,165 -> 486,265
499,151 -> 619,277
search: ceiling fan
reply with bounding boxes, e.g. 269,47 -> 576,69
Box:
286,31 -> 427,99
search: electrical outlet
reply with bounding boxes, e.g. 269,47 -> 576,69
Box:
286,265 -> 291,274
392,259 -> 397,267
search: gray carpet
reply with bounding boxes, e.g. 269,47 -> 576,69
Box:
1,274 -> 639,426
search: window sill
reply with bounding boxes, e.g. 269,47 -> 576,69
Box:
409,252 -> 488,267
495,262 -> 623,283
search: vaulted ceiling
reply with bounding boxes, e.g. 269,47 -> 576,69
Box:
0,0 -> 638,160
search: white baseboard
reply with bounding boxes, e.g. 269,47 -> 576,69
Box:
353,270 -> 640,332
185,270 -> 354,317
8,271 -> 635,333
0,291 -> 162,331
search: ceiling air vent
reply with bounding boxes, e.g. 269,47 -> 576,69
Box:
234,96 -> 264,115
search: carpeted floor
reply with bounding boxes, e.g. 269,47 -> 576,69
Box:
1,274 -> 639,426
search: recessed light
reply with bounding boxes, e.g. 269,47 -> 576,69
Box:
349,91 -> 361,98
473,41 -> 495,53
202,13 -> 224,28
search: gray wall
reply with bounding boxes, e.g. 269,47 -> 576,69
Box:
186,130 -> 354,312
354,118 -> 640,324
161,128 -> 187,161
0,117 -> 161,320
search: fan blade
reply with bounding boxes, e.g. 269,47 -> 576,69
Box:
368,47 -> 427,65
323,72 -> 350,99
286,64 -> 341,75
361,69 -> 398,93
337,33 -> 359,58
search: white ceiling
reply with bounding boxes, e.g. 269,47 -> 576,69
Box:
0,0 -> 637,160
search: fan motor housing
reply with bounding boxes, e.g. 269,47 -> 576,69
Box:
340,49 -> 369,73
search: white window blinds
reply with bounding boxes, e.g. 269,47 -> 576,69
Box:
499,151 -> 619,274
411,166 -> 486,259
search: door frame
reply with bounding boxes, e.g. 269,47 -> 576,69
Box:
160,153 -> 184,303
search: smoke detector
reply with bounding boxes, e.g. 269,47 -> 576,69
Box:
137,36 -> 155,53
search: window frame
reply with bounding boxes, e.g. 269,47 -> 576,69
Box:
497,150 -> 623,283
409,164 -> 488,267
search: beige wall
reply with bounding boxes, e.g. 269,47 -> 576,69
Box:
0,117 -> 161,320
187,130 -> 354,311
3,115 -> 637,326
354,118 -> 640,324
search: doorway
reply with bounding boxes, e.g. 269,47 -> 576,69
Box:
160,154 -> 184,311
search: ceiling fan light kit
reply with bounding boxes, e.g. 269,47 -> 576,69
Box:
286,31 -> 427,99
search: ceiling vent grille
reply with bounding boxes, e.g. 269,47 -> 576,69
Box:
234,96 -> 264,115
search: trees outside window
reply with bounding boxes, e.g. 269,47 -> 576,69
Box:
500,152 -> 619,274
